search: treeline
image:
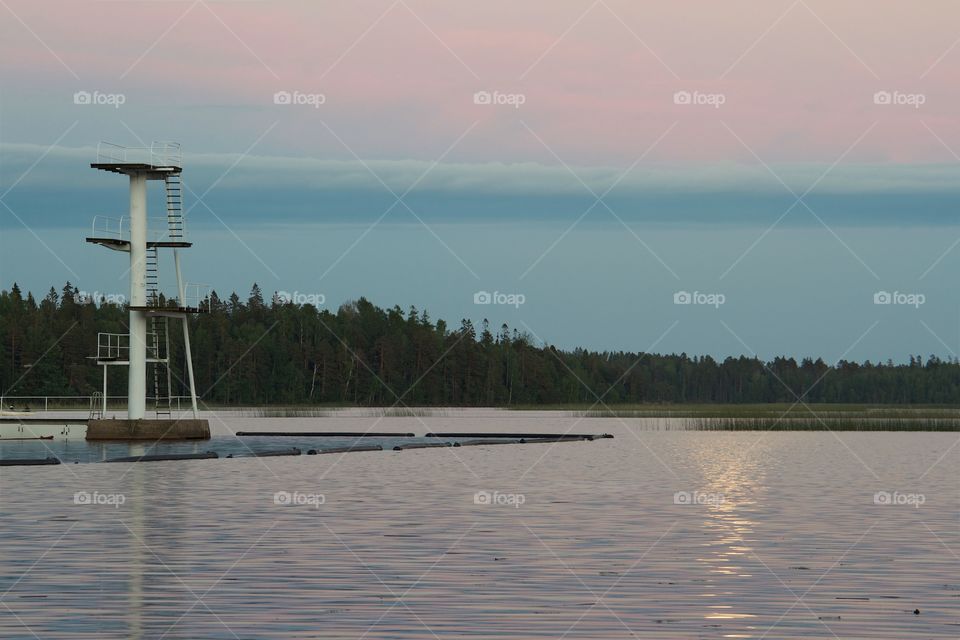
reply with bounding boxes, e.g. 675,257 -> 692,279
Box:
2,282 -> 959,405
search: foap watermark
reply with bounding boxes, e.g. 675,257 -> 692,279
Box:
474,290 -> 525,309
673,90 -> 725,109
873,90 -> 925,109
674,290 -> 725,308
73,90 -> 126,109
474,490 -> 526,508
873,491 -> 925,508
74,491 -> 126,508
874,291 -> 925,308
277,291 -> 325,306
273,491 -> 325,509
674,490 -> 725,506
473,90 -> 526,109
77,290 -> 126,306
273,90 -> 326,108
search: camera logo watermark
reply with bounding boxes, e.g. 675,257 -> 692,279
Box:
873,90 -> 925,109
473,90 -> 526,109
473,490 -> 526,508
273,491 -> 325,509
673,290 -> 725,308
277,291 -> 325,306
673,490 -> 725,506
873,291 -> 925,308
673,90 -> 725,109
873,491 -> 925,508
474,290 -> 525,309
73,90 -> 126,109
77,290 -> 126,305
273,90 -> 326,108
74,491 -> 126,508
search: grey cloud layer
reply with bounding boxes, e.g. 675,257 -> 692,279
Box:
2,144 -> 957,229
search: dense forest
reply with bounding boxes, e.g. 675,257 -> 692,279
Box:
2,282 -> 959,406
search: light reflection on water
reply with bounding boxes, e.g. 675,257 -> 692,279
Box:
692,442 -> 763,632
0,415 -> 957,638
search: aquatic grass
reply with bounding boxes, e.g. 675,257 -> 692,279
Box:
511,403 -> 960,430
238,406 -> 442,418
682,416 -> 960,431
560,404 -> 960,420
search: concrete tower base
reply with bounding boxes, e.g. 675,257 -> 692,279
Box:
86,419 -> 210,441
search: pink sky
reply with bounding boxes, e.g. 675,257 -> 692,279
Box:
2,0 -> 960,166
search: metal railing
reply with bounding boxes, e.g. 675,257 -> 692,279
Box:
1,395 -> 196,413
90,215 -> 125,239
97,332 -> 128,360
96,141 -> 182,168
90,215 -> 187,243
182,283 -> 211,311
97,332 -> 164,360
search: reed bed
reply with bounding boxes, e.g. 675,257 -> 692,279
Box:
573,405 -> 960,421
682,416 -> 960,431
238,407 -> 443,418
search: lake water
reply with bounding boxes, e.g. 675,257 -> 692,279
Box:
1,411 -> 957,638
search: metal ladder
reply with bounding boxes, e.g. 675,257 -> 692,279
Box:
165,174 -> 183,239
146,245 -> 160,306
150,316 -> 172,418
89,392 -> 103,419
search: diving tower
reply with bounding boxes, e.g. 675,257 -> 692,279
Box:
85,142 -> 209,440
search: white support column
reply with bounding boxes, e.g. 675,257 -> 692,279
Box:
181,318 -> 199,419
128,173 -> 148,420
102,365 -> 108,416
174,250 -> 199,418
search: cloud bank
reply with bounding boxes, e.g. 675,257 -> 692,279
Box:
2,143 -> 958,228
